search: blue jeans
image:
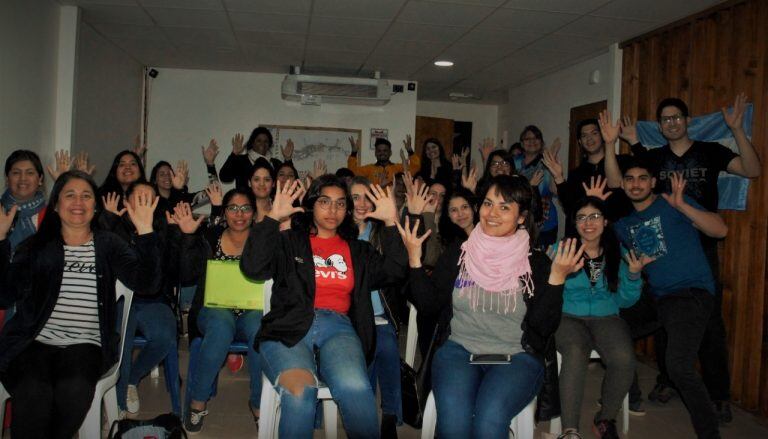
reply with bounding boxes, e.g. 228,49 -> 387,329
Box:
260,310 -> 379,439
190,307 -> 263,407
432,340 -> 544,439
368,322 -> 402,424
117,301 -> 177,410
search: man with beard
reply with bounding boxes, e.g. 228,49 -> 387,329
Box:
348,137 -> 420,187
614,159 -> 727,439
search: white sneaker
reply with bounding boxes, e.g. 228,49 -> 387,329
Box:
126,384 -> 140,413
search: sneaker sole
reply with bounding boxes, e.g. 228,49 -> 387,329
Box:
629,410 -> 646,417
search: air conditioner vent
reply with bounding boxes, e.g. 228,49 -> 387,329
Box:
282,74 -> 392,105
298,82 -> 379,98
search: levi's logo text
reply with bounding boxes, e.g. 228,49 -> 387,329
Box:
313,254 -> 349,279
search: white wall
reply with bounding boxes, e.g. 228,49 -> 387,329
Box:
74,23 -> 143,184
416,101 -> 499,151
147,69 -> 418,190
0,0 -> 63,169
498,52 -> 611,170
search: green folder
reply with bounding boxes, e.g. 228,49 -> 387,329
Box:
204,260 -> 264,310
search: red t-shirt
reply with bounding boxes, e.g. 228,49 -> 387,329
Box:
311,234 -> 355,314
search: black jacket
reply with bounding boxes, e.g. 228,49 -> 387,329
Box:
408,239 -> 563,359
0,230 -> 161,375
240,217 -> 408,363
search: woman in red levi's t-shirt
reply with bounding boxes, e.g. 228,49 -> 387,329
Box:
241,175 -> 407,439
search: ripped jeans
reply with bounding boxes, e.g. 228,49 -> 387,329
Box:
259,310 -> 379,439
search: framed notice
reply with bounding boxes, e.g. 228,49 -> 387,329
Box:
370,128 -> 389,150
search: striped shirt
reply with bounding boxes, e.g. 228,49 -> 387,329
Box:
36,240 -> 101,347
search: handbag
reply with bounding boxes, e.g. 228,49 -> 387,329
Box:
400,325 -> 439,428
108,413 -> 187,439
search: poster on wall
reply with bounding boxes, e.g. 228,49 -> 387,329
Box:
370,128 -> 389,150
263,125 -> 362,178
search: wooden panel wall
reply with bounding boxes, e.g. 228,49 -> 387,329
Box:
620,0 -> 768,414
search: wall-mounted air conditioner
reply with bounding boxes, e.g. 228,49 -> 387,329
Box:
281,74 -> 391,106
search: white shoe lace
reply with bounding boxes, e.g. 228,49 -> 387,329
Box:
190,410 -> 208,425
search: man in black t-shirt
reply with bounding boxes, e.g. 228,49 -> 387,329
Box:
605,95 -> 760,423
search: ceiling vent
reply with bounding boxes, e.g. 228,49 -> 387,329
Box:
282,74 -> 391,106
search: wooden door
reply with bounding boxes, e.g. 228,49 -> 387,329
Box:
415,116 -> 454,160
568,100 -> 607,171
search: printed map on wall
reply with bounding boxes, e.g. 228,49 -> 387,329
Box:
263,125 -> 362,178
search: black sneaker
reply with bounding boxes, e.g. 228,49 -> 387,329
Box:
592,419 -> 619,439
557,430 -> 583,439
629,398 -> 646,416
648,382 -> 676,404
184,408 -> 209,434
381,413 -> 398,439
714,400 -> 733,424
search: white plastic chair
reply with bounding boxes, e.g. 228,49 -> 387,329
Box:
257,280 -> 339,439
0,381 -> 8,435
420,390 -> 537,439
549,350 -> 630,435
78,281 -> 134,439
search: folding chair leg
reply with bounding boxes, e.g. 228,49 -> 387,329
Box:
322,399 -> 338,439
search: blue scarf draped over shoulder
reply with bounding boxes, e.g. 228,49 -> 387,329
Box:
1,189 -> 46,250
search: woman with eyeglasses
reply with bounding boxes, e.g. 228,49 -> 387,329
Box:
515,126 -> 559,249
552,196 -> 650,439
241,175 -> 407,438
173,187 -> 264,433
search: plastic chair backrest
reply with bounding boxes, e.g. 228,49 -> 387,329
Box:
114,280 -> 134,369
262,279 -> 274,314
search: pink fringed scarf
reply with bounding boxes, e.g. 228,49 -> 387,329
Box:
457,227 -> 534,313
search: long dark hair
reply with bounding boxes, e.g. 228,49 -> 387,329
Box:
99,150 -> 147,197
438,187 -> 478,245
349,176 -> 383,250
245,127 -> 274,152
292,174 -> 358,242
27,171 -> 102,251
477,174 -> 538,244
569,197 -> 619,292
149,160 -> 173,186
248,157 -> 277,200
419,138 -> 451,175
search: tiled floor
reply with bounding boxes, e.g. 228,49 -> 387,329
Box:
121,331 -> 768,439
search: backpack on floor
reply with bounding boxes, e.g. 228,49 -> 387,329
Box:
108,413 -> 187,439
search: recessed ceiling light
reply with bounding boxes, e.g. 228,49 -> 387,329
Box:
434,60 -> 454,67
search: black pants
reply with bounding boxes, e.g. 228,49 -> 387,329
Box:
657,289 -> 720,439
3,341 -> 103,439
698,237 -> 731,401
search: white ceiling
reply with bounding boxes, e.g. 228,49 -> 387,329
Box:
58,0 -> 724,103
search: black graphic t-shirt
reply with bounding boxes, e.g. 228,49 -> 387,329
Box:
632,141 -> 737,212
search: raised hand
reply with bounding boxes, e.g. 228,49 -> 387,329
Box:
722,93 -> 747,131
541,149 -> 564,183
582,175 -> 612,201
546,137 -> 562,157
625,249 -> 655,273
132,136 -> 148,161
348,135 -> 360,153
403,134 -> 413,154
205,182 -> 223,206
102,192 -> 126,216
395,216 -> 431,268
172,160 -> 189,190
399,149 -> 409,168
451,153 -> 464,170
530,170 -> 545,187
549,238 -> 585,284
47,150 -> 71,180
0,205 -> 18,240
281,139 -> 295,160
311,159 -> 327,178
461,165 -> 478,193
364,184 -> 397,225
402,170 -> 415,195
478,137 -> 495,162
231,133 -> 245,155
661,172 -> 688,210
598,110 -> 621,145
72,151 -> 96,175
171,202 -> 204,235
619,116 -> 638,144
125,191 -> 158,235
406,181 -> 430,215
267,180 -> 305,222
202,139 -> 220,165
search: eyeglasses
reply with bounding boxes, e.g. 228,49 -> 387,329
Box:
490,160 -> 511,168
575,212 -> 603,224
316,197 -> 347,211
225,204 -> 253,213
660,115 -> 684,125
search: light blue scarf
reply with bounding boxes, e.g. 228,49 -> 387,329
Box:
1,188 -> 46,250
